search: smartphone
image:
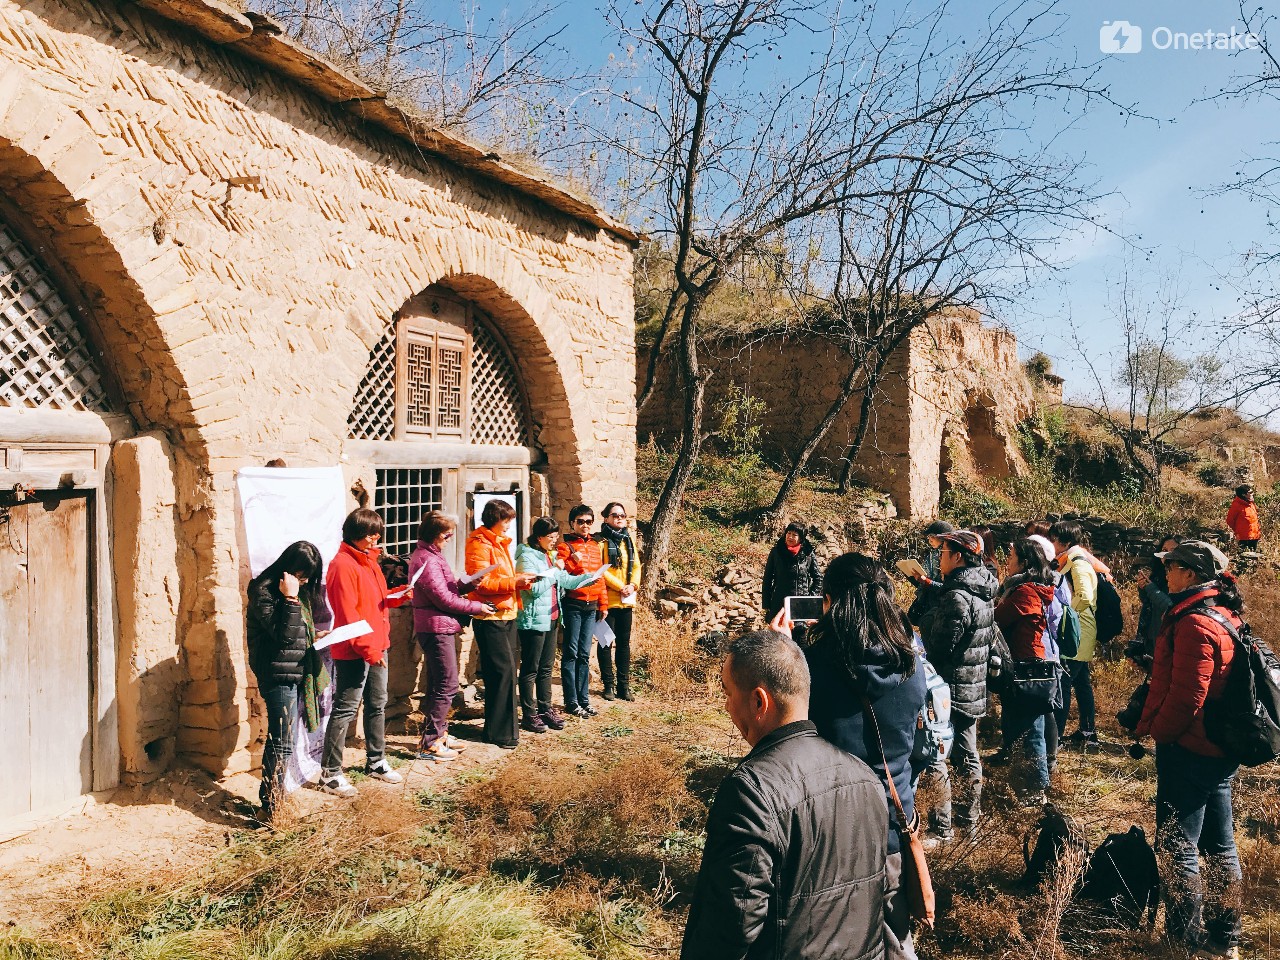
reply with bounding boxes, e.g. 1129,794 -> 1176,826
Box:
784,595 -> 825,624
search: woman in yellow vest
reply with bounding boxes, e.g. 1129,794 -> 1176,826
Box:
598,502 -> 642,701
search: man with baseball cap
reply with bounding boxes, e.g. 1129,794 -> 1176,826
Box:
1136,539 -> 1243,959
918,529 -> 999,846
907,520 -> 955,625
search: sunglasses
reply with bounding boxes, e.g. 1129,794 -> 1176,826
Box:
574,518 -> 594,525
607,512 -> 627,519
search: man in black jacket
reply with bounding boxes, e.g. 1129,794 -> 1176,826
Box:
919,530 -> 999,847
681,629 -> 888,960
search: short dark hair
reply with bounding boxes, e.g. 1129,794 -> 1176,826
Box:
601,501 -> 628,519
724,629 -> 810,706
416,510 -> 455,544
528,516 -> 559,545
342,508 -> 385,544
1048,520 -> 1083,548
1024,521 -> 1051,538
1236,484 -> 1253,498
1011,538 -> 1054,585
568,503 -> 595,524
481,499 -> 517,527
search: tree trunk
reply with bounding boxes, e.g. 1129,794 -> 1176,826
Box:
769,353 -> 866,512
641,296 -> 707,597
837,351 -> 894,492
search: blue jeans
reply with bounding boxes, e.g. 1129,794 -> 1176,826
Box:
561,603 -> 596,710
1155,743 -> 1242,949
926,711 -> 981,833
260,682 -> 298,813
1001,696 -> 1050,792
1055,659 -> 1095,735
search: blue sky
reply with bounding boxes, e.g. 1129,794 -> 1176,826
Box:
537,0 -> 1276,399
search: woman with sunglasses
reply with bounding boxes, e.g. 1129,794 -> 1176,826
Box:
598,502 -> 642,701
320,508 -> 410,797
246,540 -> 328,821
410,510 -> 495,762
558,504 -> 608,717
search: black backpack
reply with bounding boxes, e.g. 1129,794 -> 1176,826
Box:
1022,803 -> 1087,888
1196,608 -> 1280,767
1095,575 -> 1125,648
1076,826 -> 1160,928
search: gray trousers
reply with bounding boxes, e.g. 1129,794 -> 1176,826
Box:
926,711 -> 982,833
321,658 -> 387,776
884,851 -> 920,960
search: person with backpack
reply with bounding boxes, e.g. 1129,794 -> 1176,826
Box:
246,540 -> 330,820
793,553 -> 928,960
1226,485 -> 1262,551
762,522 -> 823,644
1049,521 -> 1101,748
1135,540 -> 1243,959
918,529 -> 999,846
990,538 -> 1059,803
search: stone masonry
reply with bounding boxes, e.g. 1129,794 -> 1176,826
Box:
638,310 -> 1034,518
0,0 -> 636,785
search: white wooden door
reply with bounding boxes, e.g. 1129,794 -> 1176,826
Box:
0,494 -> 91,819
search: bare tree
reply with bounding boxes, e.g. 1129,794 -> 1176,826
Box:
255,0 -> 572,148
590,0 -> 1113,590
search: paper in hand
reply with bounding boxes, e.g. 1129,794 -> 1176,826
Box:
388,560 -> 430,600
462,563 -> 499,585
314,619 -> 373,651
593,616 -> 616,648
895,558 -> 927,579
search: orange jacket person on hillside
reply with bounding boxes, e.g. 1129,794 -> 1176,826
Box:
558,504 -> 609,717
1226,485 -> 1262,549
320,508 -> 409,798
465,499 -> 536,748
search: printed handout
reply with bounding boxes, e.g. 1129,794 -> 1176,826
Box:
313,619 -> 373,651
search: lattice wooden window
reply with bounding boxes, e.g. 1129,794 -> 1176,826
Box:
347,322 -> 396,440
469,319 -> 529,446
0,219 -> 111,412
374,467 -> 444,556
347,288 -> 530,447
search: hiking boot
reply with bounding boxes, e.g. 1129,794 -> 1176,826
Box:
319,774 -> 358,798
521,714 -> 549,734
366,759 -> 403,783
619,688 -> 635,702
541,709 -> 566,731
602,687 -> 617,701
921,830 -> 952,852
986,749 -> 1012,767
1063,730 -> 1099,748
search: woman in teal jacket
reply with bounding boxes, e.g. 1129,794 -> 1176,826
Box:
516,517 -> 599,733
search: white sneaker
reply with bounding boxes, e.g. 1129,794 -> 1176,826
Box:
366,759 -> 403,783
429,744 -> 460,761
443,736 -> 467,751
320,774 -> 358,798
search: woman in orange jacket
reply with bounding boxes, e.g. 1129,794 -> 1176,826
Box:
465,499 -> 536,748
558,503 -> 609,717
1226,485 -> 1262,550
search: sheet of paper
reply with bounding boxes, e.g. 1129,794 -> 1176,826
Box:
313,619 -> 372,651
593,617 -> 616,647
463,563 -> 499,585
896,558 -> 927,578
621,591 -> 638,606
388,560 -> 430,599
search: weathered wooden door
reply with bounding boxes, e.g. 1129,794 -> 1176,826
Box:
0,494 -> 91,820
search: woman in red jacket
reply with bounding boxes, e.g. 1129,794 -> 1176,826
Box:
1226,484 -> 1262,551
319,508 -> 409,798
1137,540 -> 1242,959
992,538 -> 1058,802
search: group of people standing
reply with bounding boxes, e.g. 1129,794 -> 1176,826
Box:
245,499 -> 642,815
696,512 -> 1255,960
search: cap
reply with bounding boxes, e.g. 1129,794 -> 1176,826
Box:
1027,534 -> 1057,563
1156,540 -> 1230,580
923,520 -> 955,538
938,530 -> 985,557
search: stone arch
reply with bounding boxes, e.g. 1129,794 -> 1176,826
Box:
0,74 -> 210,443
963,391 -> 1014,480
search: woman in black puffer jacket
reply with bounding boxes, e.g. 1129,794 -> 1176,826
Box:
247,540 -> 327,820
762,522 -> 823,639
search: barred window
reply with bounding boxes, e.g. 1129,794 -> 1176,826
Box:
374,467 -> 444,556
0,217 -> 111,412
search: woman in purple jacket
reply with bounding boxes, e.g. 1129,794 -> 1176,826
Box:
409,510 -> 494,761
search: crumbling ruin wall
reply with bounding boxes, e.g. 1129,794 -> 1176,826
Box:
638,311 -> 1035,518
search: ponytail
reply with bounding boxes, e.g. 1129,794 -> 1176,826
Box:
1214,575 -> 1245,615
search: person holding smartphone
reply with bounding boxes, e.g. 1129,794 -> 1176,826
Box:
598,502 -> 642,701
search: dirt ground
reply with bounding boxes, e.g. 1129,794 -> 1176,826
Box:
0,716 -> 510,932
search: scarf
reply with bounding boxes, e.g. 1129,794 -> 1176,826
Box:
298,599 -> 331,732
598,523 -> 636,582
785,541 -> 802,556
